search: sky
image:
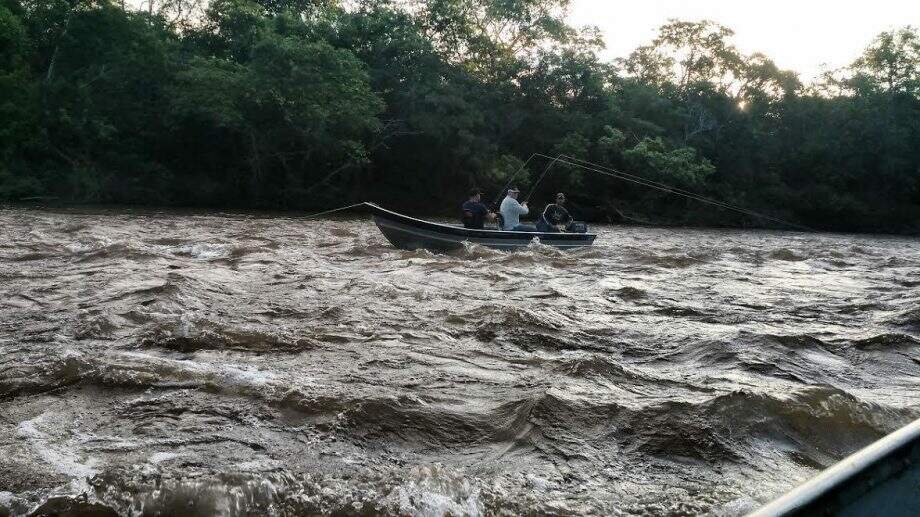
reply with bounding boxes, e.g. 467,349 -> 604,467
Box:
568,0 -> 920,81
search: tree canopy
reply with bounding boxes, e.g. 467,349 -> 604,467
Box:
1,0 -> 918,233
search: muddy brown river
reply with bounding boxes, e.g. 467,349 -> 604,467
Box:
0,207 -> 918,516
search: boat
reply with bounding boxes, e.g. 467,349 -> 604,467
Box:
362,202 -> 597,251
748,416 -> 920,516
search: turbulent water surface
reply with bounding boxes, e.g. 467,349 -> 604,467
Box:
1,207 -> 918,516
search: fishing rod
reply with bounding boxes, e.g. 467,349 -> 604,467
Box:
515,153 -> 813,232
303,152 -> 812,231
556,153 -> 777,218
523,156 -> 562,203
491,153 -> 543,207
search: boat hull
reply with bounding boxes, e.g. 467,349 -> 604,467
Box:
749,417 -> 920,517
365,203 -> 596,251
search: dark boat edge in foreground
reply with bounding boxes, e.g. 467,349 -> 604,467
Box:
749,416 -> 920,517
362,202 -> 597,251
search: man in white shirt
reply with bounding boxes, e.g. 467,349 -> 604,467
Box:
499,187 -> 536,231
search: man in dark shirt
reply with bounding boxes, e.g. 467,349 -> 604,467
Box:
536,192 -> 573,232
461,188 -> 494,229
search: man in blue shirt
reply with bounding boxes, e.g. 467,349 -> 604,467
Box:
461,188 -> 495,229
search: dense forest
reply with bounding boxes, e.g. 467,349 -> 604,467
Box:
1,0 -> 918,232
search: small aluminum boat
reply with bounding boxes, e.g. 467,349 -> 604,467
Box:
749,416 -> 920,516
364,203 -> 596,251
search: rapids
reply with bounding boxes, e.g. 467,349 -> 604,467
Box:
0,207 -> 918,516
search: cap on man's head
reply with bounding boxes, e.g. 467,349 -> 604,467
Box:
469,187 -> 483,197
508,187 -> 520,194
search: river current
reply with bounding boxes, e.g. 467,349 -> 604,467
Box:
0,207 -> 918,516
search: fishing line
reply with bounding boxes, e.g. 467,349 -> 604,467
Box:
556,153 -> 768,217
302,202 -> 368,219
524,153 -> 813,232
523,156 -> 562,203
491,154 -> 542,206
528,153 -> 726,209
303,154 -> 811,232
562,157 -> 813,231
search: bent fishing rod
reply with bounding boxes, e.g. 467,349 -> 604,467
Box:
494,153 -> 813,232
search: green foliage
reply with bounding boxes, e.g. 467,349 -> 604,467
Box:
1,1 -> 918,233
200,0 -> 270,60
167,7 -> 384,207
0,4 -> 26,69
169,58 -> 246,129
0,5 -> 33,160
623,137 -> 714,187
417,0 -> 577,81
851,26 -> 919,94
251,0 -> 334,14
485,154 -> 525,184
597,125 -> 625,155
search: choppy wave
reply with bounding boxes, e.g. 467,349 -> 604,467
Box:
1,208 -> 918,516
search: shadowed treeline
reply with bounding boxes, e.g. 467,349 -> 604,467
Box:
1,0 -> 918,233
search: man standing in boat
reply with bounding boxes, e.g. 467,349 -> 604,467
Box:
500,187 -> 535,231
461,188 -> 495,229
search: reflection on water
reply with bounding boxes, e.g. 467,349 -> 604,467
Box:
0,207 -> 918,516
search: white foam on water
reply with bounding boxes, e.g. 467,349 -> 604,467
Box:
149,451 -> 182,464
387,466 -> 484,517
170,243 -> 231,260
64,242 -> 95,254
222,364 -> 278,387
17,412 -> 98,480
718,495 -> 762,516
112,350 -> 284,403
234,458 -> 281,471
800,348 -> 847,368
117,350 -> 277,383
526,474 -> 550,491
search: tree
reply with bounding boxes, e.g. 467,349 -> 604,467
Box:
0,3 -> 41,199
406,0 -> 579,81
1,0 -> 918,233
622,20 -> 798,102
850,26 -> 920,95
169,2 -> 383,207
